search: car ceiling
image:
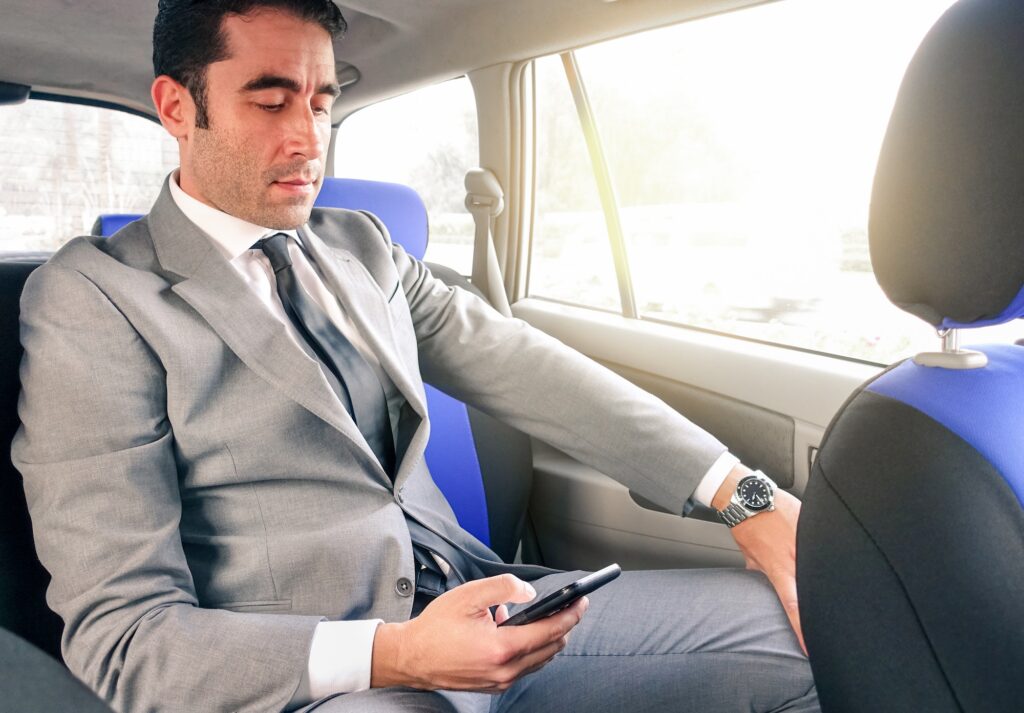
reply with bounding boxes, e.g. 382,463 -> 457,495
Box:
0,0 -> 768,122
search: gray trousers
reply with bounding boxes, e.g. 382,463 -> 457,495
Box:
305,568 -> 819,712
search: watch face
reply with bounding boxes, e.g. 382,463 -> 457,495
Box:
737,477 -> 772,511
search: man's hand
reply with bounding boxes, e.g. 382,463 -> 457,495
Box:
371,573 -> 588,692
713,466 -> 806,654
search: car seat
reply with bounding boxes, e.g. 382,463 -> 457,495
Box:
796,1 -> 1024,711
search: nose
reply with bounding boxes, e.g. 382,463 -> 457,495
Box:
285,105 -> 325,161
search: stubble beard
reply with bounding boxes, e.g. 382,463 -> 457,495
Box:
191,127 -> 317,230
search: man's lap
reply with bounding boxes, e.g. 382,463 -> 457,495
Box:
305,569 -> 817,713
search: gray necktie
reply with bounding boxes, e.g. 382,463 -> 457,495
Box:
256,233 -> 396,476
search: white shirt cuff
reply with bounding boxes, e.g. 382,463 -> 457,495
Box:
692,451 -> 740,508
290,619 -> 384,708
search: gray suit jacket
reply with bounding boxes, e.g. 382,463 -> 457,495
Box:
12,181 -> 726,713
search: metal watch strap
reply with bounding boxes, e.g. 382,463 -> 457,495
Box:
717,470 -> 776,527
718,502 -> 750,527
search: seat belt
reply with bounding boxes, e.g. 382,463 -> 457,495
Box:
464,168 -> 513,318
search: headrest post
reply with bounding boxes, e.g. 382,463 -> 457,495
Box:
912,327 -> 988,370
940,328 -> 959,353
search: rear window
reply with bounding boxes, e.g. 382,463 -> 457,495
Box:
334,78 -> 479,275
0,99 -> 177,252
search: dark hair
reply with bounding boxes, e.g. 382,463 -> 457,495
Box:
153,0 -> 346,128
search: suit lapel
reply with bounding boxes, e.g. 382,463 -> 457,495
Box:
147,181 -> 390,485
299,228 -> 431,485
296,228 -> 432,485
299,227 -> 428,418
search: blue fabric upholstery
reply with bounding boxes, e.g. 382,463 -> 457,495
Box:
93,178 -> 492,546
867,344 -> 1024,506
421,387 -> 491,545
97,214 -> 140,236
316,178 -> 429,260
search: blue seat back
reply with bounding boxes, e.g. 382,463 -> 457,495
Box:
94,213 -> 140,236
315,177 -> 429,262
316,178 -> 491,547
94,177 -> 493,547
866,345 -> 1024,505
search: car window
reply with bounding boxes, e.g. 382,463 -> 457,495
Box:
525,0 -> 1020,364
334,77 -> 478,275
529,55 -> 622,314
0,99 -> 178,252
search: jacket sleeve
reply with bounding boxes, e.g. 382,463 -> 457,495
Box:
380,225 -> 728,516
11,263 -> 323,713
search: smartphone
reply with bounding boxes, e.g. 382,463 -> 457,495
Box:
498,563 -> 621,627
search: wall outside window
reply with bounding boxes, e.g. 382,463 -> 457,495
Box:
0,99 -> 177,252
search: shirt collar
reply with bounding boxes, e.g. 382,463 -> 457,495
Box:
168,170 -> 299,261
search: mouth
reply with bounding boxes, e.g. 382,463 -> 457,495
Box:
270,176 -> 318,196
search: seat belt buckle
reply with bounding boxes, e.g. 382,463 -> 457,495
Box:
414,563 -> 447,598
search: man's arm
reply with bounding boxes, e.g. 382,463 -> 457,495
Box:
390,241 -> 727,514
13,262 -> 324,712
387,232 -> 804,650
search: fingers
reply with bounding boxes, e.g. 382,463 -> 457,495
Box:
397,579 -> 586,693
481,601 -> 585,693
498,596 -> 588,654
770,573 -> 806,655
503,635 -> 567,680
460,574 -> 537,613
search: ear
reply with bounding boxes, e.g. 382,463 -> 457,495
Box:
151,75 -> 195,139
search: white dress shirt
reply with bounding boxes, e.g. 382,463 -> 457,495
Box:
169,175 -> 384,705
168,172 -> 738,706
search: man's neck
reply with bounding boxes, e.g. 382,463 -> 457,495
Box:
168,170 -> 295,261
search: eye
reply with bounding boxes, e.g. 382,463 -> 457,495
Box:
257,103 -> 284,112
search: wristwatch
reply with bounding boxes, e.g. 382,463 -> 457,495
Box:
716,470 -> 776,527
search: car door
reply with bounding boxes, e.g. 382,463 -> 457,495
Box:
469,0 -> 963,571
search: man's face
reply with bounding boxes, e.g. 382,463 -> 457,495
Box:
179,10 -> 339,229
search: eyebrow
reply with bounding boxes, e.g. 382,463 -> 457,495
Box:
241,74 -> 341,98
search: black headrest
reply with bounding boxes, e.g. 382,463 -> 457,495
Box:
869,0 -> 1024,329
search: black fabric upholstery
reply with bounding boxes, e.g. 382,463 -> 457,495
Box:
466,405 -> 533,563
425,262 -> 535,564
0,259 -> 63,661
798,389 -> 1024,713
869,0 -> 1024,326
0,627 -> 113,712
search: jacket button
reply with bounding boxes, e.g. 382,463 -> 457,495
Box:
395,489 -> 404,504
395,577 -> 413,597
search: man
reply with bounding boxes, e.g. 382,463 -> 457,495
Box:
13,1 -> 817,711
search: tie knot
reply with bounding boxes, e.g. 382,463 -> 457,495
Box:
255,232 -> 292,272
